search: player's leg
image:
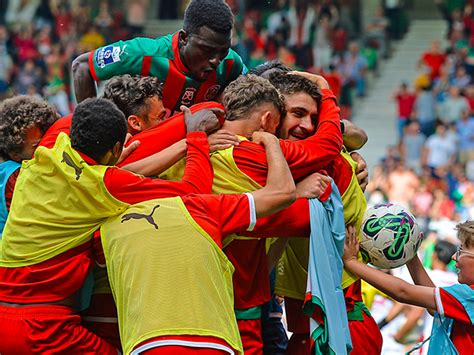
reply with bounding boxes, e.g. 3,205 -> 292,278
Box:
0,304 -> 118,354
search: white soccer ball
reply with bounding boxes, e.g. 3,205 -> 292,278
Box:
359,203 -> 422,269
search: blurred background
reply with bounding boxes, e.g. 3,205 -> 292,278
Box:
0,0 -> 472,353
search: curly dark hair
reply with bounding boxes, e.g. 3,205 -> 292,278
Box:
268,72 -> 322,108
102,75 -> 163,120
0,96 -> 58,160
223,74 -> 286,121
183,0 -> 234,35
250,60 -> 292,79
71,98 -> 127,163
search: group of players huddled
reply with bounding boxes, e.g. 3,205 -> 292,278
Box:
0,1 -> 472,354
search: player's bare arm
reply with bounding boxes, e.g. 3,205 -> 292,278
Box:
72,53 -> 97,103
342,119 -> 368,151
343,225 -> 437,312
250,131 -> 296,217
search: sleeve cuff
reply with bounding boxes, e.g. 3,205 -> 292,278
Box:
321,88 -> 336,101
186,131 -> 207,140
88,51 -> 99,81
435,287 -> 444,317
244,192 -> 257,232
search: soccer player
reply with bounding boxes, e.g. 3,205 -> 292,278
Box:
343,221 -> 474,354
102,74 -> 168,135
85,75 -> 237,348
0,98 -> 214,354
265,71 -> 381,355
72,0 -> 246,117
0,96 -> 58,236
100,131 -> 299,354
148,74 -> 344,354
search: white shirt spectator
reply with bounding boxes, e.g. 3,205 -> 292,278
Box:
425,133 -> 456,168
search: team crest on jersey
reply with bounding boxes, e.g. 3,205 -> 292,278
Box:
96,46 -> 121,68
181,87 -> 197,105
204,85 -> 221,100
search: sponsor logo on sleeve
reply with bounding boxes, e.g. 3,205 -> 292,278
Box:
180,87 -> 197,105
96,46 -> 122,68
204,85 -> 221,101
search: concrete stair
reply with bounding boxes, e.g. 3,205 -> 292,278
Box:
353,20 -> 446,170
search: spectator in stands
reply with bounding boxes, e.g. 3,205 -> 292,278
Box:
400,120 -> 426,174
126,0 -> 149,37
393,82 -> 416,139
422,122 -> 457,171
438,85 -> 469,124
387,160 -> 419,208
419,40 -> 446,80
414,85 -> 436,137
365,6 -> 389,59
287,1 -> 315,69
456,110 -> 474,165
451,65 -> 471,89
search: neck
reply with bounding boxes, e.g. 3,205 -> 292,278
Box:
222,120 -> 261,139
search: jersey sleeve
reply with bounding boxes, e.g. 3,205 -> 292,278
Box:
435,287 -> 473,325
105,132 -> 213,203
183,193 -> 254,245
38,114 -> 73,149
89,36 -> 170,81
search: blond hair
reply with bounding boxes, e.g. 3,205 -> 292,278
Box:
456,220 -> 474,248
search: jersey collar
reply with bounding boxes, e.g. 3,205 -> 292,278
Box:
171,32 -> 192,76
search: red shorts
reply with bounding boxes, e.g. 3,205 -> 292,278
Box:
0,304 -> 117,354
285,297 -> 309,334
348,311 -> 383,355
81,293 -> 121,350
134,335 -> 236,354
237,319 -> 263,355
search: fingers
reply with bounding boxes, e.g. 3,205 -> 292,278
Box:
117,140 -> 140,164
180,105 -> 192,115
123,133 -> 133,145
208,108 -> 225,117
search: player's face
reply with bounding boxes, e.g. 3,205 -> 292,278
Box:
453,243 -> 474,285
180,27 -> 231,81
142,96 -> 167,130
278,92 -> 317,142
10,125 -> 43,162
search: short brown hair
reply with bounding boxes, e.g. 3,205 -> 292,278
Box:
223,74 -> 286,121
0,96 -> 57,160
268,72 -> 322,108
456,220 -> 474,248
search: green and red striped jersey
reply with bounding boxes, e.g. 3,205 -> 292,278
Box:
88,32 -> 246,117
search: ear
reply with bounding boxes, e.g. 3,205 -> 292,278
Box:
127,115 -> 142,132
178,30 -> 188,46
260,111 -> 272,131
112,141 -> 123,159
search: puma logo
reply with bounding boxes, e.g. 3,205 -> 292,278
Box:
121,205 -> 161,230
62,152 -> 84,180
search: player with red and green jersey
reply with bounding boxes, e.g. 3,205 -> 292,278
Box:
72,0 -> 247,117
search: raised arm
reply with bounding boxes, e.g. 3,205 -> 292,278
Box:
72,53 -> 97,103
249,132 -> 296,217
343,226 -> 437,311
342,119 -> 368,151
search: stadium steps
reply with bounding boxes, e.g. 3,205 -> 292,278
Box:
353,19 -> 446,170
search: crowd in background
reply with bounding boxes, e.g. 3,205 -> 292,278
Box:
0,0 -> 414,119
0,0 -> 149,114
230,0 -> 411,118
363,0 -> 474,352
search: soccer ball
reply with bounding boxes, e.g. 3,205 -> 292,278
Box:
359,203 -> 422,269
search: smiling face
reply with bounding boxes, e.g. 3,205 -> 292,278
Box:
278,92 -> 318,141
179,26 -> 231,81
